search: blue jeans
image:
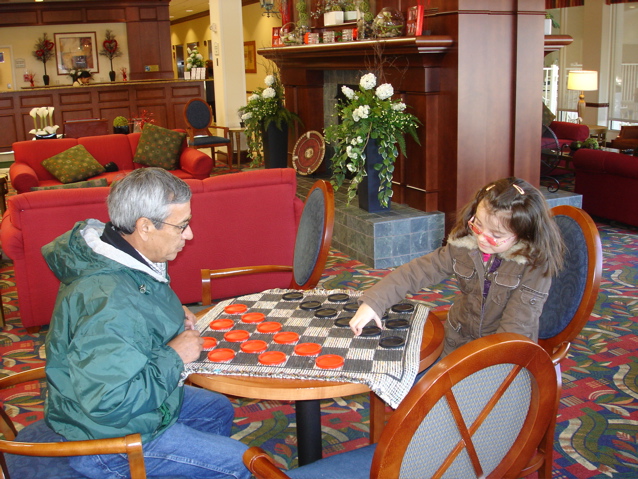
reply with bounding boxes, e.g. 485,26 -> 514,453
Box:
69,386 -> 251,479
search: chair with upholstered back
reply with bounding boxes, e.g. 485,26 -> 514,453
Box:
243,333 -> 558,479
610,125 -> 638,151
183,98 -> 232,167
0,367 -> 147,479
201,179 -> 334,305
519,204 -> 602,478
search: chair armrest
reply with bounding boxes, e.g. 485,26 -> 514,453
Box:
243,447 -> 292,479
210,126 -> 230,138
550,341 -> 571,366
201,266 -> 293,306
179,147 -> 214,178
9,163 -> 39,194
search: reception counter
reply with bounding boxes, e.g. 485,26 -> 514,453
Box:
0,79 -> 204,152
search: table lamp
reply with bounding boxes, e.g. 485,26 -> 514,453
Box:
567,70 -> 598,124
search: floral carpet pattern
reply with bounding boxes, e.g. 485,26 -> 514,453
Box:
0,218 -> 637,478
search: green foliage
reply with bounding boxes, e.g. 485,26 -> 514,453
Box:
238,71 -> 302,167
326,73 -> 421,207
113,116 -> 129,127
186,46 -> 205,71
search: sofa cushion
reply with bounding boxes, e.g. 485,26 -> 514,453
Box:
133,123 -> 186,170
31,177 -> 108,191
42,145 -> 106,184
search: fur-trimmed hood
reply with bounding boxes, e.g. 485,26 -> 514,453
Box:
448,234 -> 529,265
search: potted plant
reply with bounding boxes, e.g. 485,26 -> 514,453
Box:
185,46 -> 205,79
312,0 -> 344,26
99,30 -> 123,81
32,33 -> 55,86
545,12 -> 559,35
113,116 -> 129,134
238,71 -> 301,168
326,72 -> 420,212
343,1 -> 357,21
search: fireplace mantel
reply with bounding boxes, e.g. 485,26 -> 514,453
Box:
258,36 -> 454,69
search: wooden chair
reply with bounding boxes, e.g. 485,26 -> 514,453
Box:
201,179 -> 334,306
243,333 -> 558,479
519,204 -> 602,478
183,98 -> 231,167
0,367 -> 147,479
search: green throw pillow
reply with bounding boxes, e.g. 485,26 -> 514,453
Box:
133,123 -> 186,170
31,177 -> 108,191
41,145 -> 106,184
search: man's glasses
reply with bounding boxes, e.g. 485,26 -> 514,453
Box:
156,218 -> 191,233
468,217 -> 514,247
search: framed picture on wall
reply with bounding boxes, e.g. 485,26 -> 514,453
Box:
54,32 -> 98,75
244,41 -> 257,74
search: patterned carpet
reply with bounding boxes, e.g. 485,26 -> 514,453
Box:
1,216 -> 637,477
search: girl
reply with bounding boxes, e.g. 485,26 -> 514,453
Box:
350,177 -> 565,357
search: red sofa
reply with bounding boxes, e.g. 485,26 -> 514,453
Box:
548,121 -> 589,149
10,132 -> 213,194
0,168 -> 304,330
573,148 -> 638,227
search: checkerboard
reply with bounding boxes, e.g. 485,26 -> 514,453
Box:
183,289 -> 429,407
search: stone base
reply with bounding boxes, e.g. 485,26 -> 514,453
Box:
540,187 -> 582,209
332,202 -> 445,269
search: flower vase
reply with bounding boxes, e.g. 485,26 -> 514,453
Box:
262,122 -> 288,169
324,11 -> 344,26
358,139 -> 391,213
43,75 -> 50,86
109,71 -> 116,81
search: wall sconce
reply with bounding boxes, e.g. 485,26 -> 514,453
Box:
260,0 -> 280,18
567,70 -> 598,124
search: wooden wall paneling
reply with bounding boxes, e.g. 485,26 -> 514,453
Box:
0,10 -> 38,27
41,8 -> 84,24
59,91 -> 93,107
0,115 -> 18,150
85,8 -> 128,23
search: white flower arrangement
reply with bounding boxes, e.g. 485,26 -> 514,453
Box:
326,72 -> 421,207
28,106 -> 59,137
186,46 -> 205,71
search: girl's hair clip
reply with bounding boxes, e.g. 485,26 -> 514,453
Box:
512,184 -> 525,195
485,184 -> 495,191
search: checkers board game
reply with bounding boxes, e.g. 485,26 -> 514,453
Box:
184,289 -> 429,408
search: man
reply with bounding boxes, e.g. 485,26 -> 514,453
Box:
43,168 -> 250,479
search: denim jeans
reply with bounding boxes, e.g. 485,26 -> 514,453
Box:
69,385 -> 251,479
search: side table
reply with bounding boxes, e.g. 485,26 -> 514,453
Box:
228,127 -> 245,169
586,125 -> 607,146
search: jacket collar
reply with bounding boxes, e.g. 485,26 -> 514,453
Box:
448,234 -> 529,265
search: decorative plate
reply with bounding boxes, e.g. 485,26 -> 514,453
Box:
292,131 -> 325,175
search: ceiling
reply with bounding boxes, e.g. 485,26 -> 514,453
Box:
0,0 -> 259,23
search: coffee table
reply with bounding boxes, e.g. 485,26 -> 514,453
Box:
187,309 -> 444,466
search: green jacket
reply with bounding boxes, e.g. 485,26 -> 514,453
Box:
43,219 -> 185,443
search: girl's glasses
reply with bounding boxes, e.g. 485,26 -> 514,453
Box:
468,217 -> 514,247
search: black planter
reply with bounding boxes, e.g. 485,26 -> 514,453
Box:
43,74 -> 50,86
262,122 -> 288,169
113,125 -> 129,134
358,139 -> 391,213
109,71 -> 116,82
35,133 -> 56,140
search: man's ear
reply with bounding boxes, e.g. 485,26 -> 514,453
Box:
134,217 -> 153,240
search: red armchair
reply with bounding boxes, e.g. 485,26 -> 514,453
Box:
548,121 -> 589,149
610,125 -> 638,151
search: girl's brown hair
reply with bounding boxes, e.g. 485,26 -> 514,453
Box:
449,177 -> 564,277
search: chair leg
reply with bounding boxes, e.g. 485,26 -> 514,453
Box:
369,392 -> 387,444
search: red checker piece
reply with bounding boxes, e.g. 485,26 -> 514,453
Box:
224,304 -> 248,314
273,331 -> 300,344
315,354 -> 345,370
241,340 -> 268,354
241,312 -> 266,324
258,351 -> 287,365
224,330 -> 250,342
210,319 -> 234,331
257,321 -> 282,333
294,342 -> 322,356
208,348 -> 235,363
202,337 -> 218,349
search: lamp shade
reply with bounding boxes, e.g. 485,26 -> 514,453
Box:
567,70 -> 598,92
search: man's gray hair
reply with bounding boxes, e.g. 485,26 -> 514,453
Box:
107,168 -> 192,234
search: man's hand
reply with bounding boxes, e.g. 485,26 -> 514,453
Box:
168,330 -> 203,364
349,303 -> 382,336
183,305 -> 197,330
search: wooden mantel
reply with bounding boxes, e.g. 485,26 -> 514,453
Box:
262,0 -> 571,229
